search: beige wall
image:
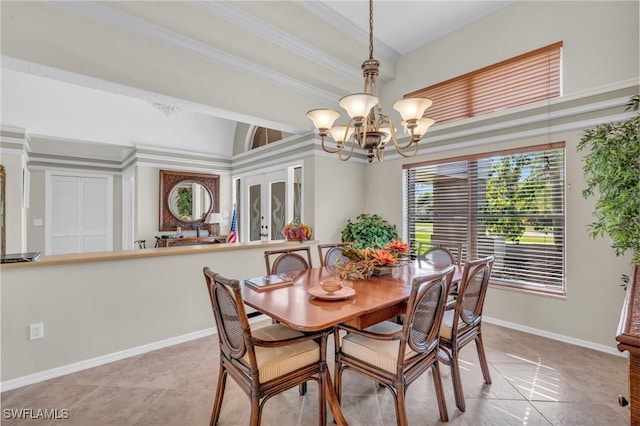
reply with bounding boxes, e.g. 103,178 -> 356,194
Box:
2,151 -> 27,253
1,243 -> 319,383
26,169 -> 45,251
311,155 -> 367,244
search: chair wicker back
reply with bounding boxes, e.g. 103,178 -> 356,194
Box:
334,265 -> 455,425
317,243 -> 352,268
417,240 -> 463,266
206,271 -> 250,362
202,267 -> 327,426
439,254 -> 495,413
404,271 -> 452,356
264,247 -> 312,275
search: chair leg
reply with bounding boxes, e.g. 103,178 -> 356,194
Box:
317,375 -> 327,426
431,362 -> 449,422
449,346 -> 466,412
334,362 -> 343,404
475,333 -> 492,384
249,396 -> 261,426
210,367 -> 227,426
299,382 -> 307,395
394,387 -> 408,426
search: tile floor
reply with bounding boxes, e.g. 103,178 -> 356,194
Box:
1,321 -> 630,425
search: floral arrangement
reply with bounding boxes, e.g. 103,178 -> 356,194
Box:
336,239 -> 410,279
282,222 -> 312,242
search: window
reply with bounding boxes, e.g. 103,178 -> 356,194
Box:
251,127 -> 283,149
406,42 -> 562,125
405,143 -> 565,295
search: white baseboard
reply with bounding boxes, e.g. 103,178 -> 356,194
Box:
0,314 -> 266,393
483,316 -> 626,357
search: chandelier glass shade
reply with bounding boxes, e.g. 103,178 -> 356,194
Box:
306,0 -> 434,162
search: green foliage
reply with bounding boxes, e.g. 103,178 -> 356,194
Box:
341,213 -> 398,249
483,153 -> 555,242
176,187 -> 193,220
577,95 -> 640,263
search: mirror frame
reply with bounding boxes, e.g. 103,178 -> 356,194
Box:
159,170 -> 219,232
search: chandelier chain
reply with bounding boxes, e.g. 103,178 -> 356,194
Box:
368,0 -> 374,60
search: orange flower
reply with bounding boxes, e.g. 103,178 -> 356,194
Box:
358,248 -> 373,259
386,239 -> 409,255
371,249 -> 396,266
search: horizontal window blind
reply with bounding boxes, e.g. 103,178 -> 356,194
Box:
405,143 -> 566,294
406,42 -> 562,126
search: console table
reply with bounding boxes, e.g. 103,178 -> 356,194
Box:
156,236 -> 227,248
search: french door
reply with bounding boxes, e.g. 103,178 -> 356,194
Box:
243,170 -> 288,243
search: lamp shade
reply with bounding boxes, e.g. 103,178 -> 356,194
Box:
339,93 -> 378,119
205,212 -> 224,224
392,98 -> 433,121
413,117 -> 436,138
329,125 -> 355,143
378,127 -> 395,143
306,109 -> 340,130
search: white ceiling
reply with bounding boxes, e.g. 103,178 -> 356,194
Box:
0,1 -> 510,158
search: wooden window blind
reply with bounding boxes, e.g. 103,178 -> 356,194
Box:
404,143 -> 566,295
406,42 -> 562,125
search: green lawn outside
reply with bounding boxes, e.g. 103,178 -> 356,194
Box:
412,223 -> 556,245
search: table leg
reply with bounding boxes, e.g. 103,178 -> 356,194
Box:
323,368 -> 348,425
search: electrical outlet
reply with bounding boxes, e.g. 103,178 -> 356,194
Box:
30,323 -> 44,340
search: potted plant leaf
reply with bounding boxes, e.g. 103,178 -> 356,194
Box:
340,213 -> 399,249
577,94 -> 640,283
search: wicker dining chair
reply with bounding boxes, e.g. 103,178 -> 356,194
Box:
202,267 -> 328,426
333,265 -> 456,426
439,254 -> 495,412
264,246 -> 313,275
417,240 -> 463,266
317,243 -> 352,268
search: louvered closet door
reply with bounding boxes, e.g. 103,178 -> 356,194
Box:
46,172 -> 113,255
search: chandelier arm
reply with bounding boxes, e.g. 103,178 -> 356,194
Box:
338,137 -> 357,161
394,141 -> 420,158
321,135 -> 343,154
391,137 -> 417,151
389,125 -> 419,151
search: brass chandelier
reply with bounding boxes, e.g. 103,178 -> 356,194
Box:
306,0 -> 434,163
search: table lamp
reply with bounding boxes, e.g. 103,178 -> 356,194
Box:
205,212 -> 224,236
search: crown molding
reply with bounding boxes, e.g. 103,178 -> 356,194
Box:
192,1 -> 361,85
52,1 -> 340,104
297,0 -> 401,64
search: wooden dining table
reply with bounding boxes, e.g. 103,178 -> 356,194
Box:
241,260 -> 462,426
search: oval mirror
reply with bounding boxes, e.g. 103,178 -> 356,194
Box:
168,181 -> 212,222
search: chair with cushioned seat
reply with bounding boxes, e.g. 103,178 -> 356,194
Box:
439,254 -> 495,412
333,265 -> 456,426
317,243 -> 352,269
264,246 -> 313,275
202,267 -> 328,426
417,240 -> 463,266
